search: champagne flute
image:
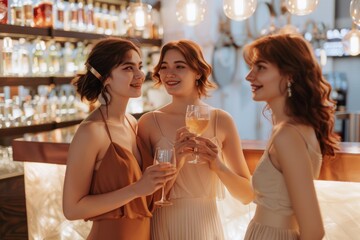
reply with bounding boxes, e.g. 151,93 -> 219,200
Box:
153,147 -> 176,206
185,105 -> 210,164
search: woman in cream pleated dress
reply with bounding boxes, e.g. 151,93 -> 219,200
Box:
62,38 -> 176,240
137,40 -> 253,240
242,34 -> 339,240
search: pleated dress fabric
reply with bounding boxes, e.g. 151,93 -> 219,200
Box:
148,110 -> 225,240
85,109 -> 152,240
244,124 -> 323,240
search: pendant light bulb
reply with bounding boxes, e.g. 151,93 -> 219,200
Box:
223,0 -> 257,21
127,1 -> 152,30
350,0 -> 360,27
342,28 -> 360,56
284,0 -> 319,16
176,0 -> 206,26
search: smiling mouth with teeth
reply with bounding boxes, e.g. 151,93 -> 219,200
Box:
130,83 -> 142,87
251,85 -> 263,92
166,81 -> 180,86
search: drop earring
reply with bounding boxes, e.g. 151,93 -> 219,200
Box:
287,82 -> 292,98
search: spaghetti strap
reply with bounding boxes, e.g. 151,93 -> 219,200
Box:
282,123 -> 308,147
152,111 -> 174,146
214,109 -> 218,137
268,123 -> 311,151
152,112 -> 166,138
125,114 -> 137,135
99,108 -> 113,143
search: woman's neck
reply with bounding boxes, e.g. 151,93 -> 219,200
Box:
99,97 -> 129,123
167,97 -> 204,114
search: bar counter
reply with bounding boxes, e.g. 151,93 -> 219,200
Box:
13,125 -> 360,182
11,126 -> 360,239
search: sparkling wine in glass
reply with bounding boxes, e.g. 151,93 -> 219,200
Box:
153,147 -> 176,206
185,105 -> 210,164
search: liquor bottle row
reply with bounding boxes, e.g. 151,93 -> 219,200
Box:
0,0 -> 163,39
0,37 -> 90,76
0,84 -> 88,128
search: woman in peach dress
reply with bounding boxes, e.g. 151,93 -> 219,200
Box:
62,38 -> 176,240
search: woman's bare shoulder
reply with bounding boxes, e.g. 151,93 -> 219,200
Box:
73,121 -> 107,143
213,108 -> 236,127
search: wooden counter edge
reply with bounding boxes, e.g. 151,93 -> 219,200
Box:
11,127 -> 360,182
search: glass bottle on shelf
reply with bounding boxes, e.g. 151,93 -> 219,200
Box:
101,3 -> 109,35
63,41 -> 75,76
0,0 -> 8,24
47,40 -> 61,75
77,0 -> 85,31
69,0 -> 77,31
54,0 -> 65,29
18,38 -> 30,76
93,1 -> 102,33
2,37 -> 13,76
85,0 -> 94,32
73,41 -> 85,73
22,0 -> 33,26
32,38 -> 48,75
117,3 -> 129,36
10,0 -> 24,26
33,0 -> 53,27
108,4 -> 118,35
151,7 -> 163,39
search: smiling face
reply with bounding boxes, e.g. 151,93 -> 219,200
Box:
106,49 -> 145,99
158,49 -> 200,97
245,57 -> 289,105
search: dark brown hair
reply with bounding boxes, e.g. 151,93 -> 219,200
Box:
243,34 -> 339,157
73,38 -> 141,104
153,39 -> 216,97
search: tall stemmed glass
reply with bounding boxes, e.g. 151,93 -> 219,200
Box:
153,147 -> 176,206
185,105 -> 210,164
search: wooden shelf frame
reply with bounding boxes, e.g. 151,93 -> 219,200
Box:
0,24 -> 162,46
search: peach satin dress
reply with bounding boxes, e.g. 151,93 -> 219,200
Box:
85,109 -> 152,240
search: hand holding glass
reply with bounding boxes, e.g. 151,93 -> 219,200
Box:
153,148 -> 176,206
185,105 -> 210,164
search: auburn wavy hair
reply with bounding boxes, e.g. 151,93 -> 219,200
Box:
152,39 -> 217,97
243,34 -> 339,157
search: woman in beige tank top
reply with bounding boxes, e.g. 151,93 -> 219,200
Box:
137,39 -> 254,240
242,34 -> 339,240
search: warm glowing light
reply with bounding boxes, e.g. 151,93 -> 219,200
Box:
284,0 -> 319,16
176,0 -> 206,26
135,8 -> 146,29
342,29 -> 360,56
297,0 -> 306,10
350,34 -> 360,53
186,2 -> 197,22
223,0 -> 257,21
350,0 -> 360,26
127,2 -> 152,30
234,1 -> 244,16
